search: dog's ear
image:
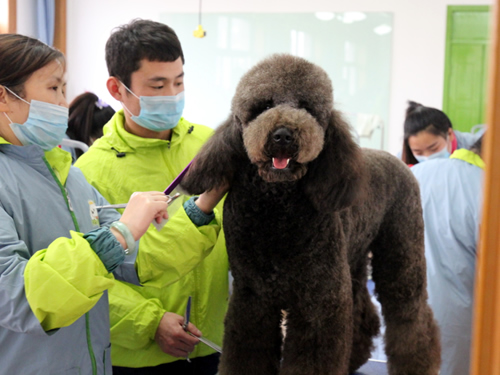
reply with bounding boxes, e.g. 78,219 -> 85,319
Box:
301,110 -> 366,212
180,115 -> 246,195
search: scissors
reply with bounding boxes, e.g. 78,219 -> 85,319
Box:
183,296 -> 223,355
96,159 -> 192,210
96,192 -> 181,210
183,296 -> 193,363
96,159 -> 193,210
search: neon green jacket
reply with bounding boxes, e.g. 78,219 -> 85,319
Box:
75,111 -> 228,367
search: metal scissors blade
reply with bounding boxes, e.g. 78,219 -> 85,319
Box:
95,160 -> 192,210
95,203 -> 128,210
183,296 -> 222,354
186,331 -> 223,353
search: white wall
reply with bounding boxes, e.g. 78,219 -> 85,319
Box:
66,0 -> 493,154
16,0 -> 37,38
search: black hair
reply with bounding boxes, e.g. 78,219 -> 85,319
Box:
105,19 -> 184,88
402,101 -> 453,165
470,134 -> 484,156
0,34 -> 64,98
67,92 -> 115,158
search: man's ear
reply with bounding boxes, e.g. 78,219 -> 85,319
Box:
106,77 -> 124,102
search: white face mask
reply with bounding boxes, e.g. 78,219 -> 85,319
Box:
120,82 -> 185,131
414,141 -> 451,163
3,87 -> 69,150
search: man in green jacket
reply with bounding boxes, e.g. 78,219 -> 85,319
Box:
75,19 -> 228,375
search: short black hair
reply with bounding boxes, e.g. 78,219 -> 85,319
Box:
105,19 -> 184,88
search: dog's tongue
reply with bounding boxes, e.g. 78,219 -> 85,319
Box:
272,157 -> 289,170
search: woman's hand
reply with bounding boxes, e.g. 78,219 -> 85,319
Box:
119,191 -> 169,240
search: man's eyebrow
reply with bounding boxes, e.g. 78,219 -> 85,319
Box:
148,76 -> 167,82
148,72 -> 184,82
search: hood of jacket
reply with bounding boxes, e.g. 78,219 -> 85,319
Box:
91,109 -> 194,155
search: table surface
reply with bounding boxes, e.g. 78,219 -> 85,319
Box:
351,359 -> 388,375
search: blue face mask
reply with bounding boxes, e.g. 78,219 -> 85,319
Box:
121,83 -> 185,131
3,88 -> 68,151
414,143 -> 451,163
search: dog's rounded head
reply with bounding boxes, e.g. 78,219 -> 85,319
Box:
231,54 -> 334,183
181,53 -> 364,212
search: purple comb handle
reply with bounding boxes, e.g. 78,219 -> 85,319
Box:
164,160 -> 193,195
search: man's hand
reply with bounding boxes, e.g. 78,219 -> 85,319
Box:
195,183 -> 229,214
154,312 -> 202,357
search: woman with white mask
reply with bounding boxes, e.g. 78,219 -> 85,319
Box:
0,34 -> 171,375
400,101 -> 484,166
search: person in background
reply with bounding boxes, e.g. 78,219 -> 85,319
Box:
0,33 -> 171,375
401,101 -> 484,166
66,92 -> 115,158
412,135 -> 485,375
75,19 -> 228,375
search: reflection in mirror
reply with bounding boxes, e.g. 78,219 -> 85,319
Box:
161,12 -> 393,150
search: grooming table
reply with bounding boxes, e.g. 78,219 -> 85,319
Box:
352,359 -> 388,375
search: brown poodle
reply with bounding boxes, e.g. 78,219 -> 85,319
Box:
181,54 -> 440,375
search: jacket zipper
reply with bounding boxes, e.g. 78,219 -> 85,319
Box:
42,156 -> 97,375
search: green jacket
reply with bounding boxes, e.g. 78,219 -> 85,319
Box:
75,111 -> 228,367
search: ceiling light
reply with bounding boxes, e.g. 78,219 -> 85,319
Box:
374,24 -> 392,35
315,12 -> 335,21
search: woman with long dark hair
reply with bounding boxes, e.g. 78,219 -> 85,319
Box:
412,135 -> 485,375
0,34 -> 169,374
66,92 -> 115,158
401,101 -> 483,165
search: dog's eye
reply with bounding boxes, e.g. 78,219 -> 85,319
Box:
248,100 -> 274,122
299,100 -> 315,116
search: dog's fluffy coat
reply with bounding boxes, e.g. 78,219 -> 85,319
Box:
181,54 -> 440,375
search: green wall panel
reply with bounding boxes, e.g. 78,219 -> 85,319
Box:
443,6 -> 490,133
447,44 -> 487,132
451,10 -> 490,41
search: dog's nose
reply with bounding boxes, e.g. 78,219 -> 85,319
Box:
272,128 -> 293,146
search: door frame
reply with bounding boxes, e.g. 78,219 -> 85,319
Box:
471,0 -> 500,373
